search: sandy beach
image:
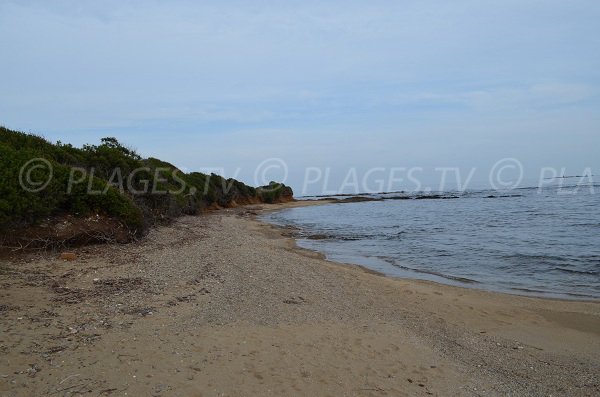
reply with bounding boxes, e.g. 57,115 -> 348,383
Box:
1,201 -> 599,396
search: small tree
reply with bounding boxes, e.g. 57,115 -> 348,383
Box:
100,137 -> 141,160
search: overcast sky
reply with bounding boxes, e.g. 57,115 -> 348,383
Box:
1,0 -> 599,194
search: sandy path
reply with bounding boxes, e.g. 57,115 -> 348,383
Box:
1,203 -> 599,396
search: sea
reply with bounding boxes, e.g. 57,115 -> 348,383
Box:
263,183 -> 600,300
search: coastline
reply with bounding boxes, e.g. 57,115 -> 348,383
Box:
260,199 -> 600,303
254,201 -> 600,327
1,201 -> 599,396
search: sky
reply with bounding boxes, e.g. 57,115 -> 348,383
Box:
1,0 -> 599,194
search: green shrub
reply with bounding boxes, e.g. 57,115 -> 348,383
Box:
0,126 -> 292,235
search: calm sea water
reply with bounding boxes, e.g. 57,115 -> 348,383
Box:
263,184 -> 600,300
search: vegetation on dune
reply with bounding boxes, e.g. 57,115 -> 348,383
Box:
0,126 -> 293,246
257,181 -> 291,204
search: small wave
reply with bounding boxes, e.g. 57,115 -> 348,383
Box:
510,287 -> 549,294
509,287 -> 597,299
569,222 -> 600,228
554,267 -> 599,276
503,253 -> 566,263
378,257 -> 479,284
562,291 -> 599,299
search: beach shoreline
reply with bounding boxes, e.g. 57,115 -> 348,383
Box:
259,199 -> 600,303
254,201 -> 600,326
1,201 -> 599,396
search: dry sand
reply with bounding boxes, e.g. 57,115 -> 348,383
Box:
1,201 -> 599,396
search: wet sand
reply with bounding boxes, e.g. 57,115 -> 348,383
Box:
1,201 -> 599,396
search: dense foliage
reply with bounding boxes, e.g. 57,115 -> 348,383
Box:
0,127 -> 292,236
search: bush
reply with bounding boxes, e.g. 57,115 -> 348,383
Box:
0,126 -> 292,237
257,181 -> 293,204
